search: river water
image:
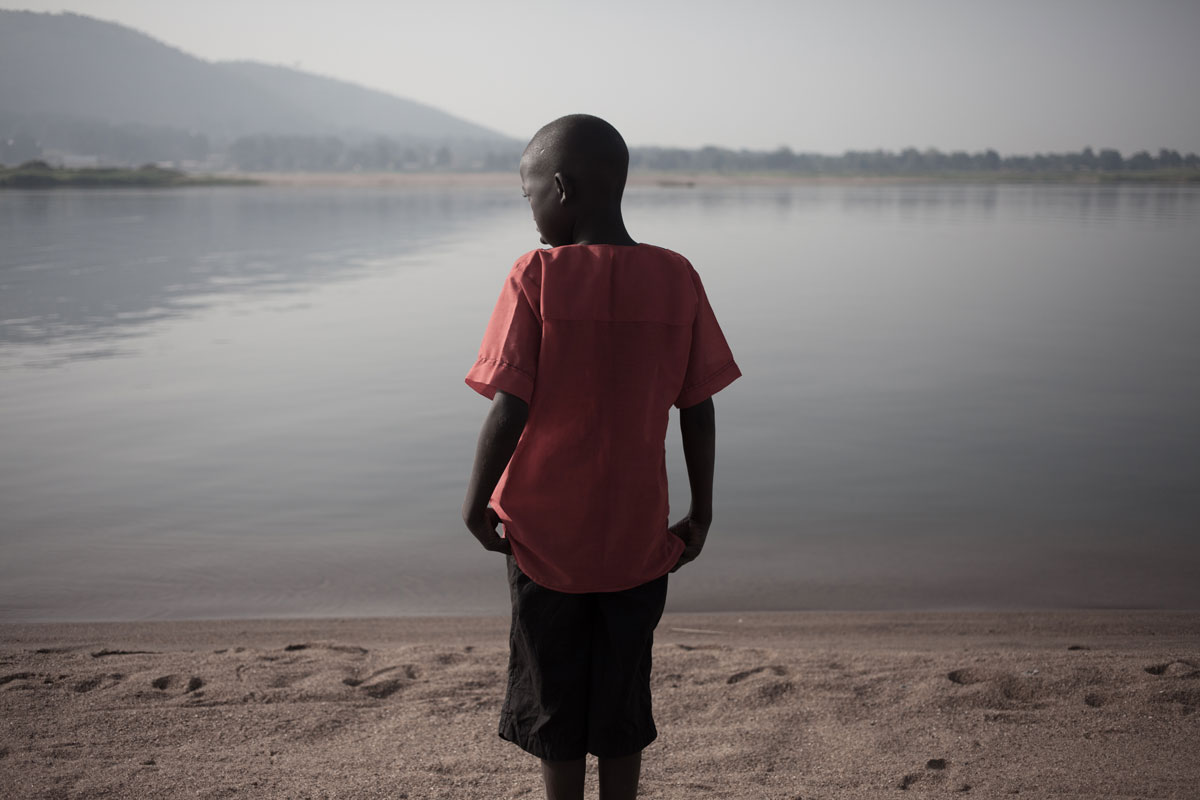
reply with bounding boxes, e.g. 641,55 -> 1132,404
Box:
2,182 -> 1198,620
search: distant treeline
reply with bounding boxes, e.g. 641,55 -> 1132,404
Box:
226,135 -> 517,172
0,114 -> 514,171
629,145 -> 1200,176
3,117 -> 1198,179
0,160 -> 254,188
214,137 -> 1200,177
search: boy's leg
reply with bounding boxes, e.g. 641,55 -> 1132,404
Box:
597,751 -> 641,800
587,572 -> 668,799
540,757 -> 586,800
500,555 -> 592,758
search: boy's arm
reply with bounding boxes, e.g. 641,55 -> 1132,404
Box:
462,389 -> 529,554
671,396 -> 716,572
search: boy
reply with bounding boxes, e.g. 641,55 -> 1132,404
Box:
462,114 -> 740,800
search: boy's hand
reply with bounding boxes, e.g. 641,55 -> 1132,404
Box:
669,515 -> 710,572
463,390 -> 527,557
463,505 -> 513,555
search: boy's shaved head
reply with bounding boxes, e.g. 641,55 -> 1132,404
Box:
519,114 -> 636,247
523,114 -> 629,193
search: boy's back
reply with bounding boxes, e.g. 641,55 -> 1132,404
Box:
461,113 -> 738,800
465,243 -> 738,592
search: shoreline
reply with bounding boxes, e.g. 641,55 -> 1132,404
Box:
233,170 -> 1200,188
5,168 -> 1194,190
3,610 -> 1197,797
4,608 -> 1200,648
6,602 -> 1200,628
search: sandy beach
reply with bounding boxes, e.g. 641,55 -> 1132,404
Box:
2,611 -> 1197,799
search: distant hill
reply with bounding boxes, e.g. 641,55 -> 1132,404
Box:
0,10 -> 516,168
214,62 -> 504,142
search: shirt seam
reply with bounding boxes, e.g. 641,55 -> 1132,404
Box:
679,358 -> 740,395
541,316 -> 691,326
473,355 -> 535,381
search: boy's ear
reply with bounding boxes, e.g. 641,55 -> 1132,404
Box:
553,172 -> 570,204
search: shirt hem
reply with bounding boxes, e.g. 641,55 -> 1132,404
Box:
675,359 -> 742,409
465,359 -> 535,404
507,537 -> 686,595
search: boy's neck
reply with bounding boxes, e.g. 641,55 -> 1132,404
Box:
571,210 -> 637,247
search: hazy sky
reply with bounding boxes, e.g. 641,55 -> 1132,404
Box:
8,0 -> 1200,154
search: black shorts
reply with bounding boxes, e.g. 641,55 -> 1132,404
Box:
499,555 -> 669,761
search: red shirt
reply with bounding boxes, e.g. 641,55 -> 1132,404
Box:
465,244 -> 740,592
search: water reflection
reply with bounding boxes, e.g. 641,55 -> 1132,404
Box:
624,182 -> 1200,227
0,186 -> 519,360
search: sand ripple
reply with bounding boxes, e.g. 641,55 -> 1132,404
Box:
1,612 -> 1198,798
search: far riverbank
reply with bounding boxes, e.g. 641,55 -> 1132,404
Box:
0,162 -> 257,188
5,164 -> 1197,189
238,168 -> 1200,188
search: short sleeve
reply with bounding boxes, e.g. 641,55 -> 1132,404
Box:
674,268 -> 741,409
465,258 -> 542,404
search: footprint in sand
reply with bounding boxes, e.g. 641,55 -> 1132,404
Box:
900,759 -> 949,790
757,681 -> 794,702
75,676 -> 103,693
283,643 -> 369,655
151,674 -> 204,693
1153,687 -> 1200,715
74,673 -> 124,693
1,672 -> 40,687
1144,659 -> 1199,678
360,679 -> 407,699
726,665 -> 788,684
344,664 -> 421,698
946,668 -> 1051,711
268,672 -> 312,689
655,671 -> 685,689
726,665 -> 792,703
947,668 -> 986,685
